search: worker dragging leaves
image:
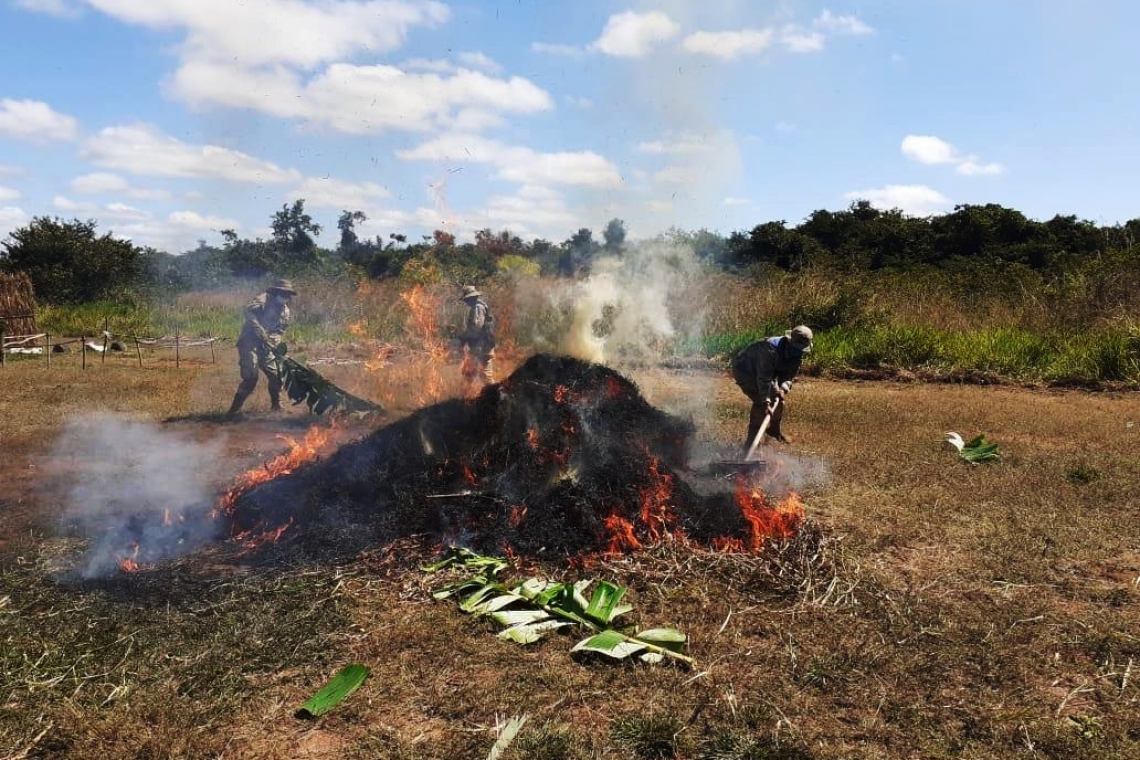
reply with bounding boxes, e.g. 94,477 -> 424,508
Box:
227,278 -> 296,419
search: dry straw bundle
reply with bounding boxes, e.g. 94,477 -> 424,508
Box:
0,272 -> 38,339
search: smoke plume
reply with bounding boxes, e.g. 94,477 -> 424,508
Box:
48,415 -> 225,578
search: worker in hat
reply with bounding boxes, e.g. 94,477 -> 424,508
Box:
457,285 -> 496,384
227,278 -> 297,419
731,325 -> 813,448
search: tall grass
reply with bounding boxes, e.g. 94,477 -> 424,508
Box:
31,270 -> 1140,386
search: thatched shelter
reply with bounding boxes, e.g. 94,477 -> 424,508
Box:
0,272 -> 38,343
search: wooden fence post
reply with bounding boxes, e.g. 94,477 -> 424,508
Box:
209,335 -> 216,364
81,334 -> 87,370
46,333 -> 51,368
175,333 -> 181,369
1,323 -> 6,368
101,317 -> 109,365
135,337 -> 143,368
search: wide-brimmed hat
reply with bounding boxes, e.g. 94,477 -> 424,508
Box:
785,325 -> 813,352
459,285 -> 482,300
268,278 -> 297,296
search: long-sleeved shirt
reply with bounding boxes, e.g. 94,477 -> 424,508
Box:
460,298 -> 493,346
732,336 -> 802,393
237,292 -> 291,349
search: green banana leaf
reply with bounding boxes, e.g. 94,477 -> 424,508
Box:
425,547 -> 694,666
271,343 -> 379,417
295,663 -> 370,718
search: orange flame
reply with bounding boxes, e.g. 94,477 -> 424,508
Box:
401,285 -> 449,404
117,543 -> 141,573
639,457 -> 679,542
214,425 -> 334,520
526,429 -> 539,450
722,479 -> 805,551
605,513 -> 642,554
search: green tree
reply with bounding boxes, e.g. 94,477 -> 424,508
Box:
0,216 -> 145,303
337,210 -> 367,253
603,218 -> 627,254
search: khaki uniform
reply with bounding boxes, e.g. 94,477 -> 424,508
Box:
231,292 -> 291,412
732,336 -> 803,447
459,297 -> 495,383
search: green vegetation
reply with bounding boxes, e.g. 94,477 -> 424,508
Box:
6,198 -> 1140,385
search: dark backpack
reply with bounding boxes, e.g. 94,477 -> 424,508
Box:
480,299 -> 496,347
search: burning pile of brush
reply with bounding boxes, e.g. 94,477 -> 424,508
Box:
221,354 -> 804,561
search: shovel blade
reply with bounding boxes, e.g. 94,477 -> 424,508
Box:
705,459 -> 766,477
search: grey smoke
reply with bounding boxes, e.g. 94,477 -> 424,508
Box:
48,415 -> 226,578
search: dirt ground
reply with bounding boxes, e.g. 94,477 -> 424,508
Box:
1,351 -> 1138,759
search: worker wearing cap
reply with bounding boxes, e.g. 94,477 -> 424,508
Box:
227,278 -> 297,419
731,325 -> 813,447
457,285 -> 495,384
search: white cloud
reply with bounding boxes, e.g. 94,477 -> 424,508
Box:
0,207 -> 29,240
902,134 -> 1006,177
780,27 -> 825,53
112,210 -> 242,252
0,99 -> 78,144
845,184 -> 951,216
74,0 -> 449,70
591,11 -> 680,58
53,195 -> 97,213
103,202 -> 151,221
288,177 -> 392,210
399,134 -> 622,188
69,172 -> 172,200
0,165 -> 28,177
901,135 -> 958,165
957,160 -> 1006,177
456,51 -> 502,74
0,185 -> 21,202
683,28 -> 774,59
13,0 -> 81,19
168,61 -> 553,135
531,41 -> 584,56
81,123 -> 301,183
814,10 -> 875,36
402,57 -> 456,73
565,95 -> 593,109
723,197 -> 751,206
636,134 -> 714,155
653,166 -> 699,184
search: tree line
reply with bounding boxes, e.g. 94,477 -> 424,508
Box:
2,197 -> 1138,304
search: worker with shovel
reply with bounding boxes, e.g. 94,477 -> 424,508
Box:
731,325 -> 813,451
227,278 -> 297,420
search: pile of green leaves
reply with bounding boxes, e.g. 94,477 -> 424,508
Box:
425,547 -> 693,667
273,343 -> 379,416
945,432 -> 1002,463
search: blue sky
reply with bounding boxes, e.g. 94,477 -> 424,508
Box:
1,0 -> 1138,253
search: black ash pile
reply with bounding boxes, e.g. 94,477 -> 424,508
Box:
229,354 -> 754,559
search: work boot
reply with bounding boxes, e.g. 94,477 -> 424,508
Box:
268,385 -> 283,412
767,430 -> 792,444
226,393 -> 248,421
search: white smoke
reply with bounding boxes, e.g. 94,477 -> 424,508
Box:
555,238 -> 706,364
47,415 -> 225,578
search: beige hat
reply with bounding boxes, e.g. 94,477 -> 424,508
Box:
459,285 -> 482,300
268,278 -> 297,296
786,325 -> 813,351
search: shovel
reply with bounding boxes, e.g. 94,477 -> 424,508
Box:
705,396 -> 780,476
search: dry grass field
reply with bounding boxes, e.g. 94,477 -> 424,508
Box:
1,347 -> 1138,759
